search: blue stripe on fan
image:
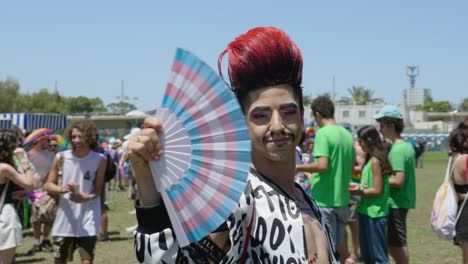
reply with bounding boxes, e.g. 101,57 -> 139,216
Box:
165,148 -> 250,202
175,49 -> 220,89
166,157 -> 250,242
185,174 -> 247,242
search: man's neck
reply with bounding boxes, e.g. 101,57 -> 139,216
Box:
387,133 -> 404,144
252,155 -> 297,193
319,118 -> 336,127
73,148 -> 91,158
31,145 -> 44,153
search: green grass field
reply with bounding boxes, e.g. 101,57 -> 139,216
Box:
15,188 -> 136,263
15,151 -> 461,263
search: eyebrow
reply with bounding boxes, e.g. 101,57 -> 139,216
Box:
250,103 -> 299,112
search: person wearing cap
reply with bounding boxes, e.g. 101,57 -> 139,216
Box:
26,129 -> 56,255
374,105 -> 415,264
296,96 -> 355,262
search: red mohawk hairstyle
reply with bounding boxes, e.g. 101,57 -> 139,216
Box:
218,27 -> 304,112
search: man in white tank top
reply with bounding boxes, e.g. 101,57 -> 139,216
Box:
44,120 -> 106,264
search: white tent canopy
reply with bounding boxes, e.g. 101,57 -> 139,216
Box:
126,110 -> 147,117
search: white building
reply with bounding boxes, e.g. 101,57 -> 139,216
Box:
404,88 -> 431,108
334,104 -> 391,131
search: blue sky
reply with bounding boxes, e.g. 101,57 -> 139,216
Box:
1,0 -> 467,112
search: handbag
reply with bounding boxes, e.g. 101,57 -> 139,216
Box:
431,155 -> 468,239
33,153 -> 64,223
0,180 -> 10,214
33,192 -> 58,223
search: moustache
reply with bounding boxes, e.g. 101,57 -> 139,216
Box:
263,131 -> 296,143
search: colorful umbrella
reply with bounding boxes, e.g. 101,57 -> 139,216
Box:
150,48 -> 251,247
50,134 -> 69,151
22,128 -> 54,146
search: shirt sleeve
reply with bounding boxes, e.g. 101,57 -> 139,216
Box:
134,200 -> 180,264
390,149 -> 405,172
132,182 -> 253,263
314,131 -> 329,159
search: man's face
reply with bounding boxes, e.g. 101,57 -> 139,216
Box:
377,119 -> 391,139
244,84 -> 303,162
39,137 -> 50,150
71,128 -> 89,151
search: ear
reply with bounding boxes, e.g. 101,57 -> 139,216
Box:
314,112 -> 322,119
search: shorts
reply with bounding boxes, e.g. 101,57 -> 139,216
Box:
454,200 -> 468,245
320,206 -> 350,246
387,208 -> 408,247
348,198 -> 359,222
101,185 -> 106,211
0,203 -> 23,250
53,236 -> 97,262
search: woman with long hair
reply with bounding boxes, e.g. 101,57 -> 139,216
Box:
350,125 -> 393,264
0,129 -> 38,263
448,118 -> 468,264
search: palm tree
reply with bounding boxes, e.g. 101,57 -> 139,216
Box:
337,86 -> 383,105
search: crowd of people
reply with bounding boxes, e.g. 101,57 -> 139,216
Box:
0,120 -> 136,264
0,26 -> 467,264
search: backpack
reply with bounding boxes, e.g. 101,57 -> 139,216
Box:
431,155 -> 468,239
104,152 -> 117,182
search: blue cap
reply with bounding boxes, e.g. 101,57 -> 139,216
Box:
373,105 -> 403,120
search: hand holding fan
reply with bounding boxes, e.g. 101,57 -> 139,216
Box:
149,48 -> 251,247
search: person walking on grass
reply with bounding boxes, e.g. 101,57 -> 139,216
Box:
0,129 -> 38,264
44,120 -> 106,264
374,105 -> 415,264
350,125 -> 392,264
296,96 -> 355,262
447,118 -> 468,264
25,129 -> 55,254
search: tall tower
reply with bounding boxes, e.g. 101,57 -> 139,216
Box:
404,65 -> 431,109
406,65 -> 419,89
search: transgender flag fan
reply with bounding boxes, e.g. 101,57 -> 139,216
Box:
149,48 -> 251,247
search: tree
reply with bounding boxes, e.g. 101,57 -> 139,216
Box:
459,98 -> 468,112
416,96 -> 453,112
303,94 -> 313,107
22,88 -> 69,113
107,102 -> 136,114
67,96 -> 107,114
337,86 -> 383,105
0,78 -> 25,112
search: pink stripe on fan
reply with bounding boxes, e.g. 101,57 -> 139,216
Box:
170,62 -> 236,139
180,165 -> 237,233
171,156 -> 238,214
171,157 -> 227,211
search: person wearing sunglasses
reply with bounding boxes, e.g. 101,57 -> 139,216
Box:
49,140 -> 59,154
26,132 -> 55,255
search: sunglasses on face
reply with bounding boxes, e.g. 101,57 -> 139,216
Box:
50,144 -> 58,147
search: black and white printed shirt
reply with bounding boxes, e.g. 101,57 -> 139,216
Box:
134,168 -> 339,264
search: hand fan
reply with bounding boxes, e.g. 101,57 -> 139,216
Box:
150,48 -> 251,247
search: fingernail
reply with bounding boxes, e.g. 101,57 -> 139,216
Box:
154,155 -> 160,160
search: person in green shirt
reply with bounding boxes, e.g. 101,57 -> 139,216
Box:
374,105 -> 415,264
350,125 -> 393,264
296,96 -> 355,261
